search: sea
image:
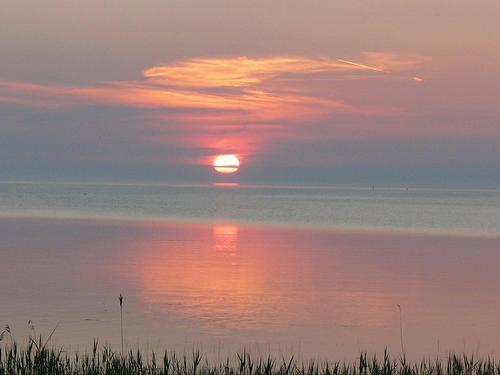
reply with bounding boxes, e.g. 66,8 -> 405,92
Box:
0,182 -> 499,359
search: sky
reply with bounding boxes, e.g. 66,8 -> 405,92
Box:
1,0 -> 499,187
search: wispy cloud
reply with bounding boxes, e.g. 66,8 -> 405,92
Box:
0,53 -> 426,163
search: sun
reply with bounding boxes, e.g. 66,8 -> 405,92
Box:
213,154 -> 240,174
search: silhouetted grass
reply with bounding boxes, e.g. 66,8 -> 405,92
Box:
1,339 -> 500,375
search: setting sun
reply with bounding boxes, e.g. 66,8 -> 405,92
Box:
213,154 -> 240,174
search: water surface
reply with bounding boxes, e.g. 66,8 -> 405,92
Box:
1,215 -> 499,359
1,182 -> 500,235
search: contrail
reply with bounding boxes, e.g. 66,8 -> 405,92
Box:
337,59 -> 424,82
336,59 -> 387,73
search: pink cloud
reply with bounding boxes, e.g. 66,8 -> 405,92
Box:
0,54 -> 427,164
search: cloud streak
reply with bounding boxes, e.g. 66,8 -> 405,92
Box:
0,53 -> 426,163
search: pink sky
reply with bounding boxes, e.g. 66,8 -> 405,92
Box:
0,1 -> 499,185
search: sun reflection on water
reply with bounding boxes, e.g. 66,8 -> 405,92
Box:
4,218 -> 500,357
213,225 -> 238,253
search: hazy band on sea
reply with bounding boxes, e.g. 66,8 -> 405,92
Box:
1,181 -> 499,237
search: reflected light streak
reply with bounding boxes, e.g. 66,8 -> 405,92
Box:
213,225 -> 238,253
131,224 -> 406,334
213,182 -> 240,187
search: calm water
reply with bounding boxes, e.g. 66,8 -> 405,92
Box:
1,182 -> 500,235
1,182 -> 500,359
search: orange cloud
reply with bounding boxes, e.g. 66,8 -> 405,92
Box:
143,56 -> 373,88
0,54 -> 427,163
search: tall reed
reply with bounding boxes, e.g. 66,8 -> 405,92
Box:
119,293 -> 124,356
